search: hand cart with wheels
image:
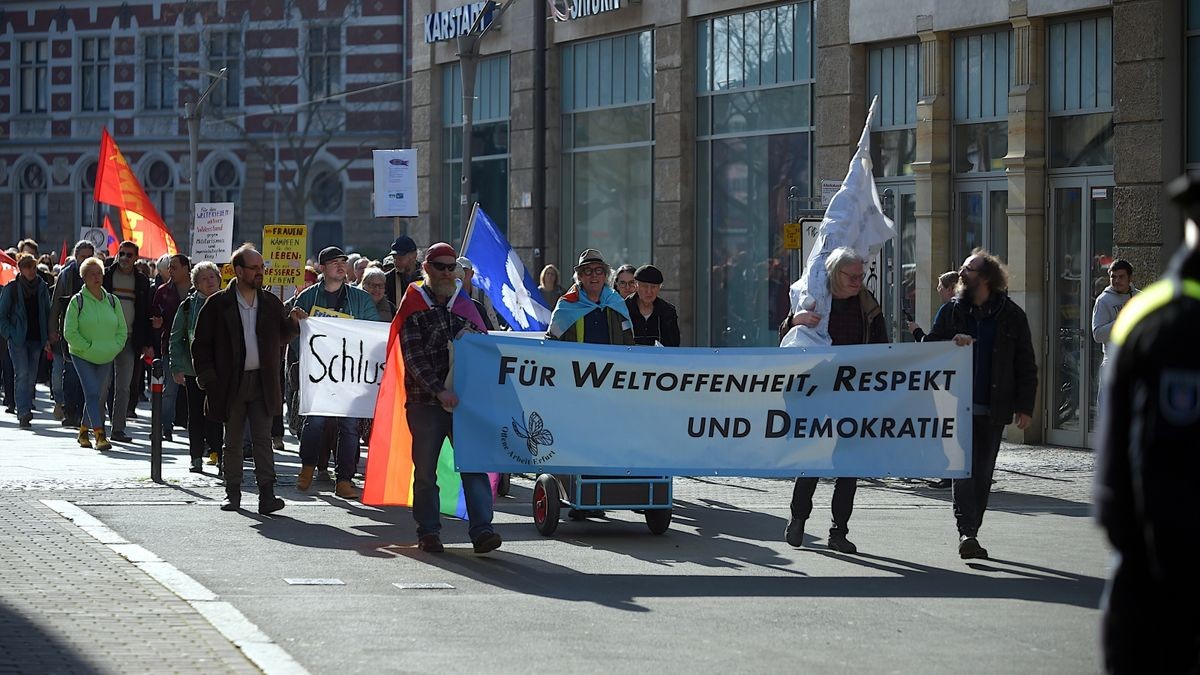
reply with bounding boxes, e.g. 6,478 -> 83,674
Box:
531,473 -> 673,536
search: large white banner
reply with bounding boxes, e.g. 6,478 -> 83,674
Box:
299,317 -> 390,417
452,335 -> 974,478
372,149 -> 418,217
190,202 -> 235,264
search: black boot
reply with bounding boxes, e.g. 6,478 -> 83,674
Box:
220,486 -> 241,511
257,482 -> 285,515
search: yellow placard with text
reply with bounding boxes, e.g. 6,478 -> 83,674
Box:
311,306 -> 352,319
220,263 -> 236,286
262,224 -> 307,288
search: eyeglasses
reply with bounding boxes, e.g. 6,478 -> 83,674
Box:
616,279 -> 637,287
839,271 -> 865,283
429,261 -> 458,272
578,266 -> 607,278
118,251 -> 136,259
364,282 -> 386,290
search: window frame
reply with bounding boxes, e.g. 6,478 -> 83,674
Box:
306,24 -> 342,102
207,30 -> 242,110
79,36 -> 112,113
143,34 -> 177,111
18,40 -> 50,114
1045,13 -> 1115,174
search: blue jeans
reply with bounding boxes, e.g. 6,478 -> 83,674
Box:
406,403 -> 494,541
73,357 -> 113,430
161,374 -> 180,434
9,340 -> 42,418
300,415 -> 360,482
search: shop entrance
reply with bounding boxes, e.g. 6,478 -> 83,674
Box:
1047,174 -> 1114,448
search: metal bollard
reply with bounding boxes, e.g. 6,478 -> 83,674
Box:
149,357 -> 164,484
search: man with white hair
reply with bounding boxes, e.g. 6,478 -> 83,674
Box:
779,246 -> 889,554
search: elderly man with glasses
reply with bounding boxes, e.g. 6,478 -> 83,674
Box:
779,246 -> 889,554
546,249 -> 634,345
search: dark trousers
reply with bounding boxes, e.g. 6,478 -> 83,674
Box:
790,477 -> 858,536
952,416 -> 1006,538
0,337 -> 13,407
185,376 -> 223,461
222,372 -> 275,488
407,403 -> 494,541
300,415 -> 360,481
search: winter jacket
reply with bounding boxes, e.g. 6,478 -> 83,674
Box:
626,296 -> 681,346
169,289 -> 210,377
0,276 -> 51,347
1091,285 -> 1139,363
63,288 -> 128,365
285,278 -> 380,356
49,260 -> 85,354
151,281 -> 187,357
925,292 -> 1038,427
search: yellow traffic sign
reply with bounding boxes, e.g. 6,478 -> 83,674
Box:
783,222 -> 802,250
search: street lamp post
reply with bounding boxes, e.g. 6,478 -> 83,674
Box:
181,67 -> 228,228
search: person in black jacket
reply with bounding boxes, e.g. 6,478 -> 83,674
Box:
1094,175 -> 1200,675
625,265 -> 680,347
924,248 -> 1037,560
102,240 -> 154,443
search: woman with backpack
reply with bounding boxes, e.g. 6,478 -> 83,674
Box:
169,261 -> 224,473
63,257 -> 127,451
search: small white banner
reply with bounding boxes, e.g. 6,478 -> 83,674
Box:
373,149 -> 418,218
299,317 -> 391,417
190,202 -> 235,264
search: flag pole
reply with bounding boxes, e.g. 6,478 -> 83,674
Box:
460,201 -> 480,252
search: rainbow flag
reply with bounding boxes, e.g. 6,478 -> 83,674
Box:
362,280 -> 494,517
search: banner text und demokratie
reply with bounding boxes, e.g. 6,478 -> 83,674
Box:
451,334 -> 973,478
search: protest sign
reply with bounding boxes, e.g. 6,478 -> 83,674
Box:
451,335 -> 973,478
299,317 -> 390,417
372,149 -> 418,217
190,203 -> 235,263
262,224 -> 307,287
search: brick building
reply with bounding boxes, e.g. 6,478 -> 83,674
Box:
0,0 -> 409,259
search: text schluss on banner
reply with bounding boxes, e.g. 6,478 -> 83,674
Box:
451,335 -> 975,479
298,317 -> 390,417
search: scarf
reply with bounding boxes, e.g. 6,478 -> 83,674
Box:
19,273 -> 39,300
548,283 -> 631,339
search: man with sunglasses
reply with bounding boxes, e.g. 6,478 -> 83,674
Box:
102,240 -> 154,443
924,249 -> 1037,561
289,246 -> 379,500
397,242 -> 498,554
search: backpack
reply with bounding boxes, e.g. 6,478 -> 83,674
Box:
72,289 -> 118,321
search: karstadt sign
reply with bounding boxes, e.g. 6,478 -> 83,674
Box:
423,2 -> 494,43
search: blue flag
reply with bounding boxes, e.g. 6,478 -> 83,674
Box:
461,205 -> 552,331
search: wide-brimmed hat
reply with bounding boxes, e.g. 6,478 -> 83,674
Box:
574,248 -> 607,269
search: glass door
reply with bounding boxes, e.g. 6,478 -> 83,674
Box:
876,183 -> 917,342
1047,175 -> 1114,448
954,180 -> 1009,263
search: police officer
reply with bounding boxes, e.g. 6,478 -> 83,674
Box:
1095,174 -> 1200,674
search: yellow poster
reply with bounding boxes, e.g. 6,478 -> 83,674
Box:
311,306 -> 352,319
220,263 -> 236,286
262,224 -> 307,288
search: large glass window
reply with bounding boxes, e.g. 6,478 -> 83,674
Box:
1048,17 -> 1113,169
308,25 -> 341,100
698,3 -> 812,347
869,43 -> 918,178
143,159 -> 175,230
562,32 -> 654,270
208,32 -> 242,109
144,35 -> 176,110
952,29 -> 1011,262
80,37 -> 111,112
19,41 -> 49,114
444,55 -> 510,243
18,163 -> 48,240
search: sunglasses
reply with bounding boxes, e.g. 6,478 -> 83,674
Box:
578,267 -> 607,277
429,261 -> 458,272
118,251 -> 136,259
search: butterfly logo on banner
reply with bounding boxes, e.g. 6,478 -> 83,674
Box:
512,411 -> 555,457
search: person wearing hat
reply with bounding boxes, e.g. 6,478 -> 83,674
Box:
287,245 -> 380,500
625,264 -> 680,347
395,242 -> 500,554
384,235 -> 420,307
547,248 -> 634,345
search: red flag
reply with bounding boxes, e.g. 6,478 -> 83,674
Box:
59,239 -> 68,266
102,214 -> 120,257
0,251 -> 18,286
94,128 -> 178,259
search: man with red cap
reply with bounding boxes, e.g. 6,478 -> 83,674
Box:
397,242 -> 500,554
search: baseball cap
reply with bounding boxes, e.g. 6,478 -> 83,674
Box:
456,256 -> 474,271
318,246 -> 348,266
390,235 -> 417,256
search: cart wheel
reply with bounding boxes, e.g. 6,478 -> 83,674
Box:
645,508 -> 672,535
497,473 -> 511,497
532,474 -> 560,536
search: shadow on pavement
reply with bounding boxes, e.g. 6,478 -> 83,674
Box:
0,600 -> 101,674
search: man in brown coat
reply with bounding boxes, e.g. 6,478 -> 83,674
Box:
192,245 -> 301,514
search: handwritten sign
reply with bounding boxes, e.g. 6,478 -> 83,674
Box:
262,224 -> 307,288
191,203 -> 235,264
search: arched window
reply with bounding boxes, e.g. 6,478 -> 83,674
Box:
308,169 -> 344,252
17,162 -> 48,240
207,159 -> 240,203
143,159 -> 175,227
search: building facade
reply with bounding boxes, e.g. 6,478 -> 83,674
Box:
408,0 -> 1186,447
0,0 -> 409,259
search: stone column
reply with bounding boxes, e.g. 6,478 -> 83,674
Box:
651,13 -> 695,343
814,0 -> 866,198
912,24 -> 953,330
1113,0 -> 1183,281
408,0 -> 437,246
506,0 -> 538,262
1005,8 -> 1047,444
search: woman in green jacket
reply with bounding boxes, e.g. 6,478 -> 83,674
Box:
63,257 -> 127,451
170,262 -> 224,473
